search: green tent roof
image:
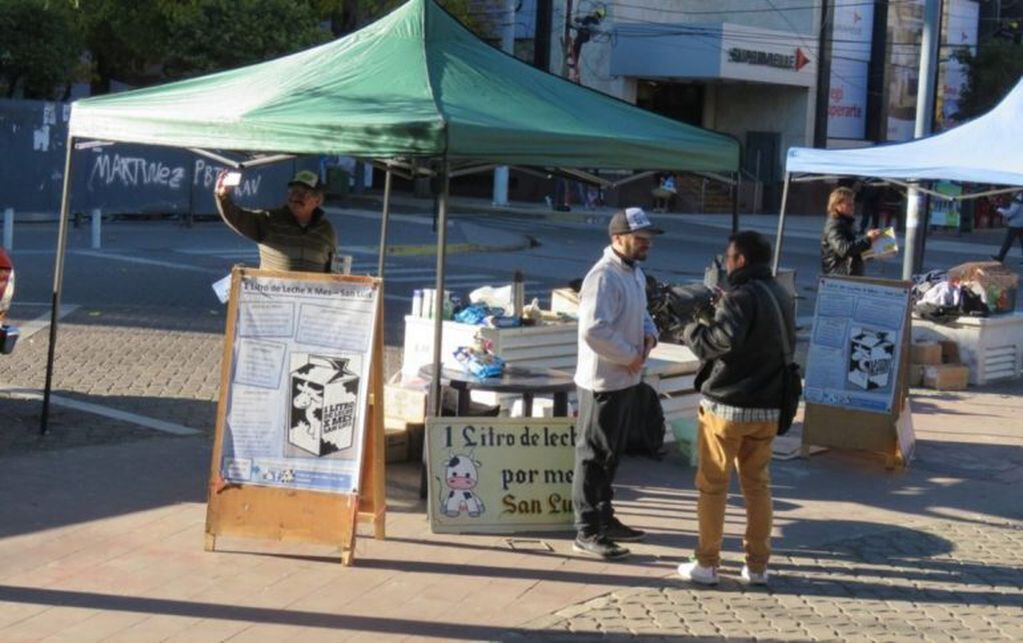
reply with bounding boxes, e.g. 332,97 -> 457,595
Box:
70,0 -> 738,172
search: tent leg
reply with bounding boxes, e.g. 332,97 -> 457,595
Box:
41,135 -> 76,434
430,163 -> 451,416
771,172 -> 791,276
377,169 -> 393,278
731,171 -> 740,234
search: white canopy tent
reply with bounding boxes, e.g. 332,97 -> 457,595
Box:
772,78 -> 1023,272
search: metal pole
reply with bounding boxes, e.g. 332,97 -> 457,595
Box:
772,172 -> 792,276
492,0 -> 516,206
430,163 -> 450,416
731,171 -> 740,234
903,0 -> 940,281
90,208 -> 101,249
41,135 -> 76,434
2,208 -> 12,250
377,169 -> 393,278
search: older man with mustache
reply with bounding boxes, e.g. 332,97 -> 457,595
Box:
215,169 -> 337,273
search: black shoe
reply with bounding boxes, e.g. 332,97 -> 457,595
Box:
573,534 -> 630,560
991,255 -> 1003,262
603,517 -> 646,542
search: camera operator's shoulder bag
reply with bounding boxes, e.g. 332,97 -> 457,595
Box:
753,281 -> 802,435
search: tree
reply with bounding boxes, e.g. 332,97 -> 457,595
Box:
0,0 -> 83,99
954,39 -> 1023,120
74,0 -> 342,92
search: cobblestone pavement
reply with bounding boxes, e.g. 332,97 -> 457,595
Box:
0,305 -> 404,454
528,519 -> 1023,641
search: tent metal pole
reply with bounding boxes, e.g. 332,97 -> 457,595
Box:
430,162 -> 451,416
377,168 -> 393,278
772,172 -> 791,276
731,171 -> 740,234
41,135 -> 76,434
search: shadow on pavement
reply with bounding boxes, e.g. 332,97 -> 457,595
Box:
0,586 -> 654,641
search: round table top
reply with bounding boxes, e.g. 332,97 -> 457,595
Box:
418,363 -> 575,394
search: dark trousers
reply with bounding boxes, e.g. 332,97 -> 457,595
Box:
572,384 -> 639,536
995,227 -> 1023,261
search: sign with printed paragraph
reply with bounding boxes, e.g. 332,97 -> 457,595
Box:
205,268 -> 386,565
802,276 -> 914,469
427,417 -> 577,533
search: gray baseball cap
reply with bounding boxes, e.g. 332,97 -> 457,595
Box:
608,207 -> 664,237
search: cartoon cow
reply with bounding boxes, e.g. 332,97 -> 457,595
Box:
441,455 -> 485,518
292,382 -> 323,438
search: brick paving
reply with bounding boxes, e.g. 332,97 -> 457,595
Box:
0,305 -> 404,454
1,297 -> 1022,640
528,520 -> 1023,641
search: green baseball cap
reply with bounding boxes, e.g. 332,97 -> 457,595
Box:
288,169 -> 323,191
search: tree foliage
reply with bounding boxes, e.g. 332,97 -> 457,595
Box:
0,0 -> 83,99
75,0 -> 341,91
1,0 -> 486,97
954,39 -> 1023,120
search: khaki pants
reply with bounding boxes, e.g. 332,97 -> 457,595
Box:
694,406 -> 776,572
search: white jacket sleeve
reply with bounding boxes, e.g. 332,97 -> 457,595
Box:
579,272 -> 639,366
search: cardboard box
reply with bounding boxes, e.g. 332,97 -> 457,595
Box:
910,342 -> 942,366
385,417 -> 426,462
923,364 -> 970,391
385,428 -> 409,463
551,287 -> 580,315
909,364 -> 926,387
384,381 -> 428,423
938,340 -> 960,364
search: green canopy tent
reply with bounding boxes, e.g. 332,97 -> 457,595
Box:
42,0 -> 740,429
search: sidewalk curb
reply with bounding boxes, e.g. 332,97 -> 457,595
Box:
385,237 -> 534,257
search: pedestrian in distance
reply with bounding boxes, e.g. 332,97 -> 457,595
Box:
857,182 -> 883,234
992,191 -> 1023,264
572,207 -> 663,560
677,230 -> 795,586
821,186 -> 882,277
215,169 -> 337,273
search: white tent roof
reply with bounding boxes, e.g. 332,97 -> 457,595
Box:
786,79 -> 1023,187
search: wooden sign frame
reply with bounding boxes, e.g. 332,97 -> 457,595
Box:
204,268 -> 385,565
801,276 -> 914,469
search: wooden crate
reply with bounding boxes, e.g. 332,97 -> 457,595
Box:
402,315 -> 578,377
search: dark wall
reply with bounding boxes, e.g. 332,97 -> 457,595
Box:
1,99 -> 317,218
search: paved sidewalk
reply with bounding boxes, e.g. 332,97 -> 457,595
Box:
1,367 -> 1021,640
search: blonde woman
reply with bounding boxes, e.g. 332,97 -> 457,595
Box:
820,186 -> 881,276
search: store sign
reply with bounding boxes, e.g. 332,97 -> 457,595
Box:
827,1 -> 874,139
727,47 -> 810,71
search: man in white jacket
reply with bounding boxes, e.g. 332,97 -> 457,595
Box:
572,207 -> 662,560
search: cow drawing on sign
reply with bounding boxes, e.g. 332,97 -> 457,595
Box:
441,455 -> 485,518
292,381 -> 323,439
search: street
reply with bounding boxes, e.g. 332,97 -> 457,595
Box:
0,201 -> 1021,640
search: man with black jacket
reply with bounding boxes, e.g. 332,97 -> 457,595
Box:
677,231 -> 795,587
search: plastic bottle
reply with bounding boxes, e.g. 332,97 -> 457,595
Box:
411,289 -> 423,318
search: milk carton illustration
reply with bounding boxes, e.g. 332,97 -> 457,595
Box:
288,354 -> 360,456
848,328 -> 894,391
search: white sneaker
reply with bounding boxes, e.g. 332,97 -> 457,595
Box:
741,565 -> 769,585
677,559 -> 718,585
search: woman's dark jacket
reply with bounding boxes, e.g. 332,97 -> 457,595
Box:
821,214 -> 871,276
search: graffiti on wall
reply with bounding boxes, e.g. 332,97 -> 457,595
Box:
87,153 -> 187,190
194,159 -> 264,198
